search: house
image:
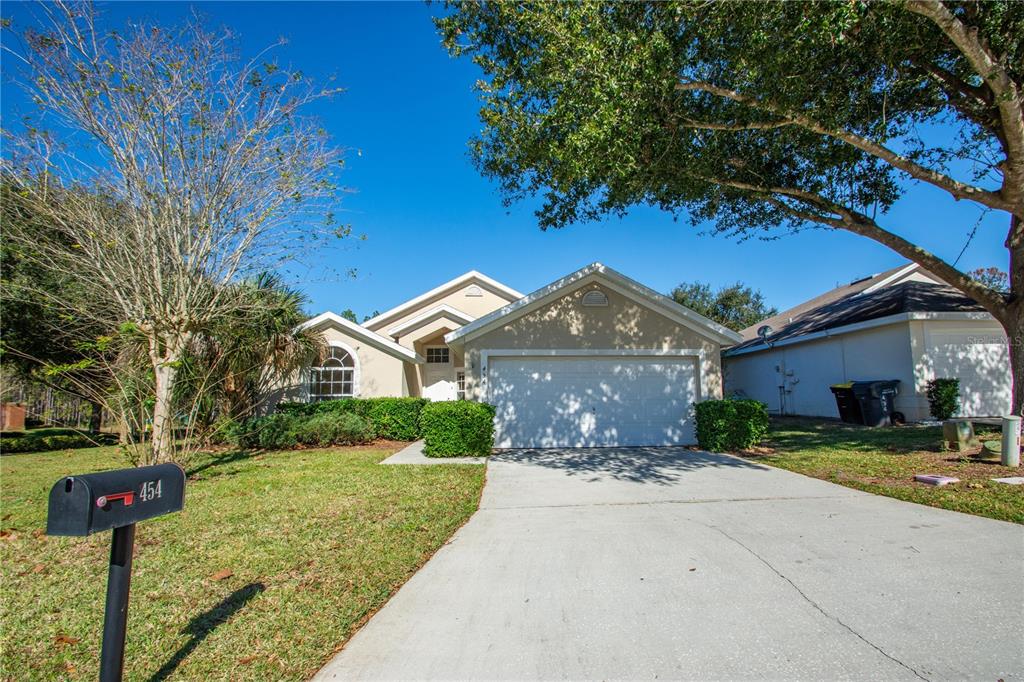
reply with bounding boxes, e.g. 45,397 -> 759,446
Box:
287,263 -> 742,448
723,264 -> 1011,421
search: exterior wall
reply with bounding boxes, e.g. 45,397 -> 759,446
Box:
724,322 -> 918,419
367,283 -> 515,335
275,324 -> 411,404
461,284 -> 723,402
911,319 -> 1011,417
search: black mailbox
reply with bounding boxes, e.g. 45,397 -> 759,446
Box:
47,463 -> 186,536
46,463 -> 187,682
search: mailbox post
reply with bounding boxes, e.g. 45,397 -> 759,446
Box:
47,463 -> 186,682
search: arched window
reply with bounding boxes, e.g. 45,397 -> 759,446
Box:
310,346 -> 357,401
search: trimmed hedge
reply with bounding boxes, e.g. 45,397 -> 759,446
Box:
227,411 -> 375,450
419,401 -> 495,457
296,412 -> 375,447
1,432 -> 118,454
694,399 -> 769,452
277,397 -> 427,441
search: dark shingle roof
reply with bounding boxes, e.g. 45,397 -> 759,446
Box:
727,279 -> 987,354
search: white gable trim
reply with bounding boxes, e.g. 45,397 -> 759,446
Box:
299,312 -> 423,363
385,304 -> 475,338
444,263 -> 743,347
860,263 -> 922,295
361,271 -> 523,331
723,310 -> 997,357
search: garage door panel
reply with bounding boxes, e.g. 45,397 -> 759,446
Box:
488,356 -> 698,448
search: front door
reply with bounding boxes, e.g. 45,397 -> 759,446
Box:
423,346 -> 457,401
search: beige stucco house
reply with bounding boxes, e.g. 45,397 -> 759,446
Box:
287,263 -> 742,448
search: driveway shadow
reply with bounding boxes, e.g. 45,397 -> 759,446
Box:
492,447 -> 766,485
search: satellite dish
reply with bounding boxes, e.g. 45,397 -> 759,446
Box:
757,325 -> 774,345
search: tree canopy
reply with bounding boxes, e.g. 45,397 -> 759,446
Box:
3,4 -> 346,461
670,281 -> 777,332
438,0 -> 1024,412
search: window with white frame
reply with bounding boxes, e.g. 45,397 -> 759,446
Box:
426,347 -> 450,364
309,346 -> 356,401
456,371 -> 466,400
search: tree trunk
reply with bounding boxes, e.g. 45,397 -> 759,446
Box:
88,398 -> 102,433
1008,310 -> 1024,417
149,334 -> 187,464
1008,215 -> 1023,417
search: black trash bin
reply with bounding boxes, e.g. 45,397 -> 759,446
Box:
851,380 -> 901,427
829,383 -> 863,424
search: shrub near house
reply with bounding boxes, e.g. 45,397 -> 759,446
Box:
277,397 -> 428,441
420,401 -> 496,457
694,399 -> 770,452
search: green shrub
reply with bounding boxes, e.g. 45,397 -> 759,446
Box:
0,432 -> 117,454
296,412 -> 375,447
694,399 -> 769,452
363,398 -> 427,440
926,378 -> 960,420
277,397 -> 427,441
276,401 -> 318,416
254,413 -> 301,450
420,401 -> 495,457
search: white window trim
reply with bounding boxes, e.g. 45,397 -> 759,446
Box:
425,345 -> 452,364
455,369 -> 466,400
309,341 -> 360,400
478,348 -> 706,404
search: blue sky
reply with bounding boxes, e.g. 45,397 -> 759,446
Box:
1,1 -> 1009,320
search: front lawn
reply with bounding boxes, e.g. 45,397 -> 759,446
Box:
742,417 -> 1023,524
1,443 -> 485,680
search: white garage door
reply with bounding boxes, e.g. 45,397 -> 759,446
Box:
488,356 -> 698,448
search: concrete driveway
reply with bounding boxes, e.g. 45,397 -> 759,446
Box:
315,448 -> 1024,681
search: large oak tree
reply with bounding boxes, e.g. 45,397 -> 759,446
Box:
438,1 -> 1024,414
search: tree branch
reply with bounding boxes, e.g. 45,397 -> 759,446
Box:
702,174 -> 1009,316
675,80 -> 1016,213
904,0 -> 1024,221
678,118 -> 793,132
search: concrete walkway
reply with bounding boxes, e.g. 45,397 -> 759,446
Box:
317,448 -> 1024,681
380,440 -> 486,465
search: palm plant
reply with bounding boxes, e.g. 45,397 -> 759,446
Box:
177,274 -> 325,438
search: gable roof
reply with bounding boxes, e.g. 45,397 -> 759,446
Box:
727,279 -> 991,355
386,304 -> 475,338
299,312 -> 423,363
444,262 -> 744,347
737,263 -> 929,345
361,271 -> 523,332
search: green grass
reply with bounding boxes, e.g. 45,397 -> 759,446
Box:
1,443 -> 485,680
743,417 -> 1023,524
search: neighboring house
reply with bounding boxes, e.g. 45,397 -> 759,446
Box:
285,263 -> 742,448
723,264 -> 1011,421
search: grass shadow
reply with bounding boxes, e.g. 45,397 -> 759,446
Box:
148,582 -> 266,682
185,449 -> 263,479
768,416 -> 943,454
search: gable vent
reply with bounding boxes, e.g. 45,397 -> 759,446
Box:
581,289 -> 609,307
465,284 -> 483,297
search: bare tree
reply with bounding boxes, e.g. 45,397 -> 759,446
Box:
2,2 -> 346,462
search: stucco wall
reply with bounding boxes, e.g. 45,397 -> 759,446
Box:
461,284 -> 723,402
724,322 -> 920,420
274,323 -> 411,405
367,282 -> 516,335
911,319 -> 1010,417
